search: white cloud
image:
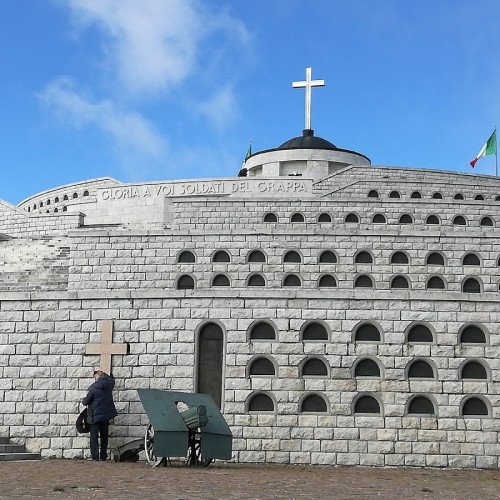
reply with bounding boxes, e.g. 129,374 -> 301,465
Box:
39,77 -> 167,162
197,86 -> 238,132
41,0 -> 251,178
64,0 -> 250,96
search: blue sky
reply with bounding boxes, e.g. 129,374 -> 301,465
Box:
0,0 -> 499,204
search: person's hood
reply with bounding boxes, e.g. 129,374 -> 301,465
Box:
92,373 -> 115,390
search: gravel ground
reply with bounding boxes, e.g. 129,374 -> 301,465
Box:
1,460 -> 500,499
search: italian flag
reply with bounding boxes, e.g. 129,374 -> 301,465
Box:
470,129 -> 496,168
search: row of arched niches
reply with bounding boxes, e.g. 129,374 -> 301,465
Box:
243,321 -> 494,417
246,320 -> 490,344
246,392 -> 491,418
174,249 -> 500,292
25,190 -> 91,213
261,211 -> 499,227
366,189 -> 500,201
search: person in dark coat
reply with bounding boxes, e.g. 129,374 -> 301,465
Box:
82,369 -> 118,461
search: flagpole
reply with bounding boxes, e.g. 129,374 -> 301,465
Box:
496,126 -> 498,177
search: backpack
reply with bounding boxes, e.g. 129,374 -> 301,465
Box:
76,408 -> 90,434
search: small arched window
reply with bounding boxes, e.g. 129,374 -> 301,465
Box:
408,360 -> 434,379
249,322 -> 276,341
390,252 -> 409,264
461,361 -> 488,380
453,215 -> 467,226
83,190 -> 89,197
177,250 -> 195,263
496,195 -> 500,201
426,252 -> 445,265
454,193 -> 464,200
318,274 -> 337,288
345,213 -> 359,223
427,276 -> 445,289
248,393 -> 275,412
249,358 -> 275,377
391,275 -> 409,289
72,193 -> 78,199
461,397 -> 489,417
39,201 -> 43,207
410,191 -> 422,199
290,213 -> 305,223
63,194 -> 68,201
247,274 -> 265,287
367,190 -> 379,198
354,359 -> 381,378
55,197 -> 59,203
302,322 -> 328,341
319,250 -> 337,264
46,199 -> 51,205
462,277 -> 481,293
432,192 -> 443,199
462,253 -> 480,266
408,396 -> 435,415
354,275 -> 373,288
300,394 -> 328,413
212,274 -> 230,287
248,250 -> 266,263
54,208 -> 58,213
283,274 -> 301,287
389,191 -> 401,199
407,324 -> 433,343
301,358 -> 328,377
460,325 -> 486,344
372,213 -> 386,223
399,214 -> 413,224
354,395 -> 380,414
475,194 -> 485,200
62,206 -> 68,212
177,275 -> 195,290
354,323 -> 381,342
480,216 -> 493,227
283,250 -> 302,263
355,251 -> 373,264
426,215 -> 440,225
318,213 -> 332,223
263,212 -> 278,223
212,250 -> 230,263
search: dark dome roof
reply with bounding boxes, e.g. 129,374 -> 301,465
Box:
278,129 -> 337,151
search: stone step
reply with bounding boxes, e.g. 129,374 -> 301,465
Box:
0,452 -> 41,462
0,444 -> 25,453
0,438 -> 42,461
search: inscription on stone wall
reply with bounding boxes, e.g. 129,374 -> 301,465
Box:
98,179 -> 310,201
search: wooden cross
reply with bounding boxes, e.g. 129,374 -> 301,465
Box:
85,320 -> 128,375
292,67 -> 325,130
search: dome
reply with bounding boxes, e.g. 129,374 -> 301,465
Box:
278,129 -> 338,151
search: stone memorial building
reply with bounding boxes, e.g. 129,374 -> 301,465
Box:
1,70 -> 500,468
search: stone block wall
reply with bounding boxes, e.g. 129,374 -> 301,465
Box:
66,228 -> 500,293
0,201 -> 83,237
314,166 -> 500,200
1,165 -> 500,467
0,291 -> 499,467
0,237 -> 70,292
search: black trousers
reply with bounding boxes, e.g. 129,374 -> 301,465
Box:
89,421 -> 110,460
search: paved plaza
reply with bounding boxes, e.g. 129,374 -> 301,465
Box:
0,460 -> 500,499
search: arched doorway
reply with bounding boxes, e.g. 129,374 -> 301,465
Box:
196,322 -> 224,408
